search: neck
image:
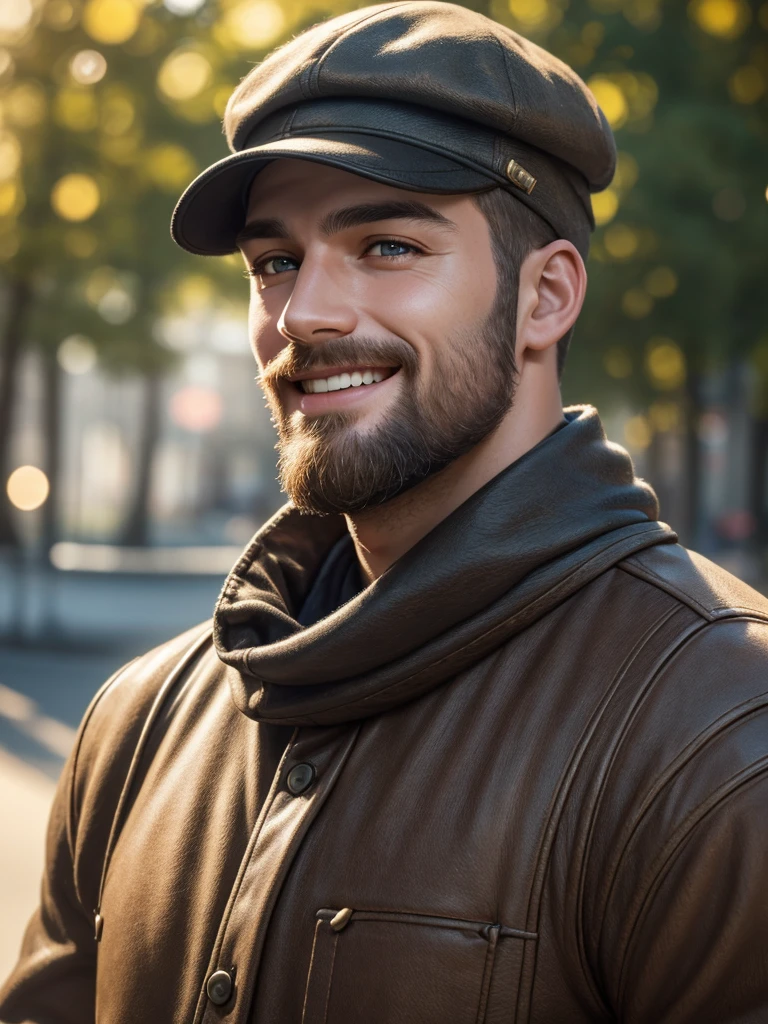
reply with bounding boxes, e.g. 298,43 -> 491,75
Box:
347,366 -> 565,582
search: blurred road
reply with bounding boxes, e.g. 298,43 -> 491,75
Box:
0,562 -> 225,984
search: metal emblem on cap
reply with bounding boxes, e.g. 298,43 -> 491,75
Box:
505,159 -> 537,195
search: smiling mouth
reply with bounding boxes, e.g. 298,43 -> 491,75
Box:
290,366 -> 400,394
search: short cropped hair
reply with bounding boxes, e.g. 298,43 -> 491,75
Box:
471,188 -> 579,381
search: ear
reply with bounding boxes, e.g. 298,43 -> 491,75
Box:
515,239 -> 587,363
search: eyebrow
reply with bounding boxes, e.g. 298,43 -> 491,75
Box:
235,200 -> 458,245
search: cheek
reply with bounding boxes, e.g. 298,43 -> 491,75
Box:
248,293 -> 284,369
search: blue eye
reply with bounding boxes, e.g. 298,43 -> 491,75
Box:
252,255 -> 298,276
370,241 -> 412,257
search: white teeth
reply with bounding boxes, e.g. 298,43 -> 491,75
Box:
300,369 -> 393,393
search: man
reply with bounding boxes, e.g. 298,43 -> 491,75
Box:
2,2 -> 767,1021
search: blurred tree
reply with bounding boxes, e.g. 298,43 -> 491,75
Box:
0,0 -> 766,552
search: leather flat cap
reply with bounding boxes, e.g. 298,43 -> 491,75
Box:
171,0 -> 617,259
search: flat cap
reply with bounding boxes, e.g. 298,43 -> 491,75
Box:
171,1 -> 616,259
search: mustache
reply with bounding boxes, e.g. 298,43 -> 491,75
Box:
259,336 -> 418,388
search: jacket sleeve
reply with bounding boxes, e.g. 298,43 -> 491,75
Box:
617,768 -> 768,1023
0,662 -> 137,1024
592,618 -> 768,1024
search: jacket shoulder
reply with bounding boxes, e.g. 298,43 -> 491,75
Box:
618,541 -> 768,622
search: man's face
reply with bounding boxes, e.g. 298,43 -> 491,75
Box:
238,158 -> 517,515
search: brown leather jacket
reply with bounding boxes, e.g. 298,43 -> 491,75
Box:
3,406 -> 768,1023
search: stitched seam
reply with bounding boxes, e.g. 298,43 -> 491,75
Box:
576,615 -> 710,997
68,656 -> 139,901
616,759 -> 768,1005
301,920 -> 323,1024
491,30 -> 520,131
476,926 -> 499,1024
619,558 -> 768,623
599,692 -> 768,943
321,931 -> 339,1024
310,2 -> 418,95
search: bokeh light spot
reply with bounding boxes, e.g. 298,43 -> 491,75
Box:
645,266 -> 678,297
591,188 -> 619,226
170,386 -> 223,433
604,223 -> 639,259
51,173 -> 100,221
624,415 -> 652,451
621,288 -> 653,319
0,131 -> 22,181
145,143 -> 197,189
646,338 -> 686,390
587,76 -> 628,129
4,81 -> 46,126
157,49 -> 212,101
83,0 -> 141,45
58,335 -> 98,374
70,49 -> 107,84
728,65 -> 766,104
216,0 -> 285,50
7,466 -> 49,511
688,0 -> 750,38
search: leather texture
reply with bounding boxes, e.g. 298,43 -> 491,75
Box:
2,406 -> 768,1023
171,1 -> 615,257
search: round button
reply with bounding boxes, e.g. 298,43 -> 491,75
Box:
287,762 -> 315,795
206,969 -> 233,1005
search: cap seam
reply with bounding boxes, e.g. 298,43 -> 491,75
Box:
310,1 -> 424,96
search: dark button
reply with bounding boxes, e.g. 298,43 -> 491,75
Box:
287,762 -> 315,795
206,969 -> 233,1005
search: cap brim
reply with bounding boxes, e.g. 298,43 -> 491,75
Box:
170,132 -> 495,256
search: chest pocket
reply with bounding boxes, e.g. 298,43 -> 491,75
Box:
301,908 -> 529,1024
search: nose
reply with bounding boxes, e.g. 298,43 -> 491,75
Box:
278,253 -> 358,345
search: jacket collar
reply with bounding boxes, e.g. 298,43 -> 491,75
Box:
215,405 -> 677,726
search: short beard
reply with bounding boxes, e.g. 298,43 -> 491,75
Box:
259,291 -> 518,516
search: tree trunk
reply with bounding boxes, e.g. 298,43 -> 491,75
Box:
682,370 -> 703,550
119,370 -> 162,547
39,347 -> 62,555
0,278 -> 32,548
